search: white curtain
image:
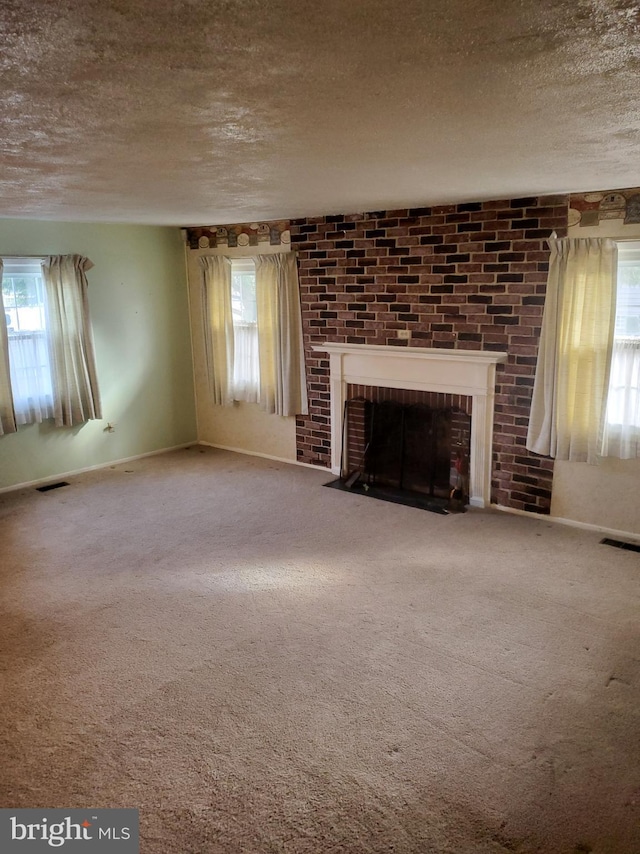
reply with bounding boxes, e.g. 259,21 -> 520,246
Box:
232,322 -> 260,403
199,256 -> 234,406
527,237 -> 618,464
602,338 -> 640,458
42,255 -> 102,427
255,253 -> 308,417
7,328 -> 54,425
0,261 -> 18,435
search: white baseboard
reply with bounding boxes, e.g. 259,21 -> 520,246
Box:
0,442 -> 196,495
493,503 -> 640,544
198,441 -> 329,472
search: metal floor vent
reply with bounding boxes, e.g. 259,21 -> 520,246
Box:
36,481 -> 70,493
600,537 -> 640,553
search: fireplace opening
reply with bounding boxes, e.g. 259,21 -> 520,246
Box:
328,387 -> 471,514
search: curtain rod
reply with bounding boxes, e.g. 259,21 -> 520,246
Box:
551,232 -> 640,242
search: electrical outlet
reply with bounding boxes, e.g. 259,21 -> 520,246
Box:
397,329 -> 411,340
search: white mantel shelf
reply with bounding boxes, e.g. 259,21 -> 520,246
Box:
311,342 -> 508,508
313,343 -> 508,365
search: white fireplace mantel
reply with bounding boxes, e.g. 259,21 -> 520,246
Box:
312,343 -> 508,508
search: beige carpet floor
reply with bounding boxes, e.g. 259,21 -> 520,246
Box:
0,446 -> 639,854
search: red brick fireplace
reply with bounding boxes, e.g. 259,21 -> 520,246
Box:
292,196 -> 566,513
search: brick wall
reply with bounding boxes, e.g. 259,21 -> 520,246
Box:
292,195 -> 568,513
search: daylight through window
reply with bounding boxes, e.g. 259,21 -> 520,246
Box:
606,243 -> 640,431
2,259 -> 54,424
230,258 -> 259,402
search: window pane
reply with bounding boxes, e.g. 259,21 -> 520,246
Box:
615,260 -> 640,339
2,259 -> 54,424
232,271 -> 257,324
616,243 -> 640,339
3,261 -> 47,333
230,259 -> 259,401
606,243 -> 640,438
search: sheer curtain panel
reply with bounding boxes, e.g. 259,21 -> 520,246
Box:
199,255 -> 234,406
602,340 -> 640,459
526,237 -> 617,464
42,255 -> 102,427
6,328 -> 54,425
255,253 -> 308,417
231,322 -> 260,403
0,261 -> 18,435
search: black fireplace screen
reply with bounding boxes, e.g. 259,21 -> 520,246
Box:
342,398 -> 470,504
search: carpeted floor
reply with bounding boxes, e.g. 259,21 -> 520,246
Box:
0,446 -> 638,853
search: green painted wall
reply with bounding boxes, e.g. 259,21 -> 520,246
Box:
0,220 -> 196,489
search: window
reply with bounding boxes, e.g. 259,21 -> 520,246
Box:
230,258 -> 259,402
614,244 -> 640,338
2,259 -> 54,424
0,254 -> 102,434
199,252 -> 308,417
606,242 -> 640,431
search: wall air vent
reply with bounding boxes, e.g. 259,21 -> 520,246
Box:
36,481 -> 70,493
600,537 -> 640,553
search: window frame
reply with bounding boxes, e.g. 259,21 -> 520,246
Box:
614,241 -> 640,340
605,240 -> 640,432
2,258 -> 48,336
229,258 -> 260,401
2,257 -> 55,425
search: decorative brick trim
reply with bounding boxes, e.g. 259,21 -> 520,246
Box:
569,188 -> 640,227
185,220 -> 290,250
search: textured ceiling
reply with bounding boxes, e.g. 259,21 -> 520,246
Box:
2,0 -> 639,225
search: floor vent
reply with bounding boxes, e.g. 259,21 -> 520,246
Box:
36,481 -> 70,493
600,537 -> 640,553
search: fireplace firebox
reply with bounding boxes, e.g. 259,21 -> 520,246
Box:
336,390 -> 471,513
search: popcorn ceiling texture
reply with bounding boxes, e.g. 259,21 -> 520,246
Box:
2,0 -> 640,224
292,196 -> 569,514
